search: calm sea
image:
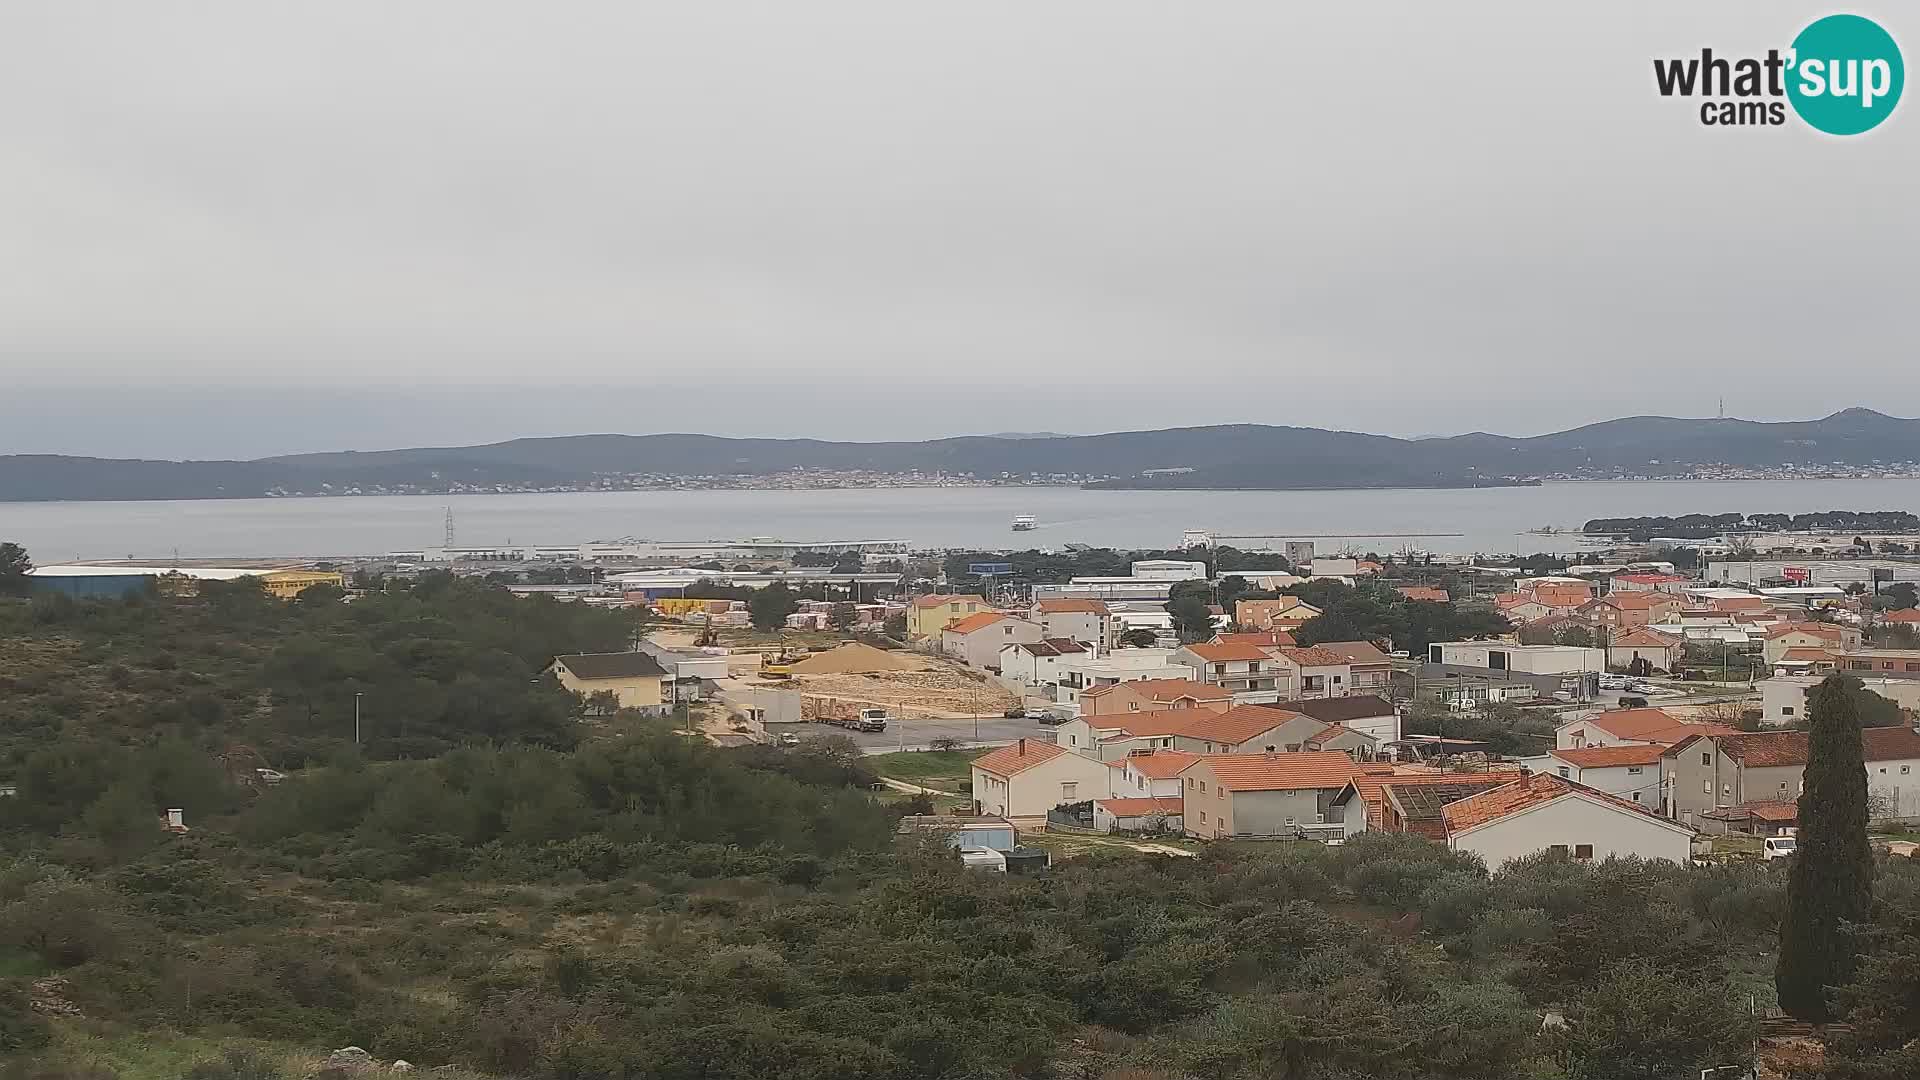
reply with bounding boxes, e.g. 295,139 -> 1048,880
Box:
4,479 -> 1920,562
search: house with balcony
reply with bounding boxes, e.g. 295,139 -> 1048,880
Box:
1175,641 -> 1285,702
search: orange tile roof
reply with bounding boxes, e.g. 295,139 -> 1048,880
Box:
1276,645 -> 1348,666
942,612 -> 1007,635
1034,599 -> 1110,614
1551,744 -> 1666,768
1615,573 -> 1690,585
971,738 -> 1069,777
1186,752 -> 1360,792
1183,642 -> 1273,662
1574,707 -> 1678,739
1676,726 -> 1920,768
1120,750 -> 1201,778
1604,593 -> 1677,610
1347,769 -> 1527,830
1179,705 -> 1309,745
1766,622 -> 1849,640
1441,772 -> 1671,834
1304,724 -> 1356,747
1095,796 -> 1185,817
1398,586 -> 1451,602
1094,708 -> 1218,738
1883,609 -> 1920,623
1081,678 -> 1231,703
1310,640 -> 1393,665
1778,647 -> 1836,662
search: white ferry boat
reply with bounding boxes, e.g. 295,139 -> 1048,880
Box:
1011,515 -> 1038,532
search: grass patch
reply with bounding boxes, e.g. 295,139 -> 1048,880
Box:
868,748 -> 987,783
40,1027 -> 309,1080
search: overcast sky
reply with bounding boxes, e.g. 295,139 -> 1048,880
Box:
3,2 -> 1915,459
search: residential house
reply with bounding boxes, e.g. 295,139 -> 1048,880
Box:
1052,649 -> 1192,705
1028,598 -> 1113,648
1606,627 -> 1686,673
906,594 -> 990,640
1310,640 -> 1394,694
1611,572 -> 1694,594
1077,677 -> 1233,719
1438,772 -> 1696,865
1105,749 -> 1201,799
942,613 -> 1044,671
1760,674 -> 1920,726
997,638 -> 1088,692
1521,580 -> 1595,613
1175,641 -> 1284,702
1429,641 -> 1606,676
1882,608 -> 1920,626
1838,648 -> 1920,680
1555,707 -> 1740,751
1092,797 -> 1184,834
1269,645 -> 1354,699
1521,744 -> 1667,809
1178,752 -> 1361,839
1771,648 -> 1839,678
1578,592 -> 1683,629
1331,769 -> 1528,837
1665,727 -> 1920,825
1764,622 -> 1863,665
1492,593 -> 1553,623
549,652 -> 670,716
1211,629 -> 1297,648
1280,694 -> 1402,743
970,738 -> 1117,818
1397,586 -> 1450,603
1173,705 -> 1374,756
1234,597 -> 1323,631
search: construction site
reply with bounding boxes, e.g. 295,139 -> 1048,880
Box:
649,631 -> 1020,722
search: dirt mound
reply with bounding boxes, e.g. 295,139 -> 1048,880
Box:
787,642 -> 917,675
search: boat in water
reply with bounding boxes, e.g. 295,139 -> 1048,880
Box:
1011,515 -> 1038,532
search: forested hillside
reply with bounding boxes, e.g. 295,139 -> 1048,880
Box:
4,573 -> 1920,1080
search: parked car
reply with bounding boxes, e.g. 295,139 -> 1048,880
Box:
1035,710 -> 1072,726
1619,695 -> 1650,709
1003,705 -> 1027,718
778,732 -> 800,747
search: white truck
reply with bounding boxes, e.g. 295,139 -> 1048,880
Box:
820,708 -> 890,732
1763,831 -> 1798,861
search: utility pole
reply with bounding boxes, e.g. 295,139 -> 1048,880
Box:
354,692 -> 362,748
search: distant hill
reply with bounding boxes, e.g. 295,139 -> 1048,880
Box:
4,409 -> 1919,501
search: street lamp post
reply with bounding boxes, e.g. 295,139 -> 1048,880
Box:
353,691 -> 362,748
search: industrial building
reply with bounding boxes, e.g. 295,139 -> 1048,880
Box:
27,564 -> 345,600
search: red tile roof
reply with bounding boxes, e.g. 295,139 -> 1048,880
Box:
1441,772 -> 1674,834
1304,724 -> 1357,747
1179,705 -> 1310,745
1080,678 -> 1232,706
1604,593 -> 1678,611
1883,609 -> 1920,624
1766,622 -> 1850,641
1680,726 -> 1920,768
1310,640 -> 1394,665
1095,796 -> 1184,817
942,612 -> 1007,635
1034,598 -> 1110,614
1183,642 -> 1274,663
1276,645 -> 1348,666
1610,627 -> 1682,648
913,593 -> 984,609
1398,587 -> 1450,602
1551,744 -> 1666,769
1347,769 -> 1527,830
1778,647 -> 1836,663
1186,752 -> 1360,792
1573,708 -> 1681,739
971,738 -> 1069,777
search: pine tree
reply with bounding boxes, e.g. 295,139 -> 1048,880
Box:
1775,674 -> 1876,1021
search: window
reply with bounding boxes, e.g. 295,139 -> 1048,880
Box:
1199,780 -> 1207,793
1187,777 -> 1195,789
1198,810 -> 1207,824
1779,781 -> 1789,791
1701,753 -> 1713,766
1782,706 -> 1795,716
1061,783 -> 1077,801
1627,766 -> 1643,774
1703,780 -> 1713,794
1575,844 -> 1594,860
1557,766 -> 1571,778
1216,787 -> 1224,800
1904,765 -> 1912,775
1550,844 -> 1570,855
1723,784 -> 1733,796
1333,675 -> 1342,684
1632,792 -> 1642,802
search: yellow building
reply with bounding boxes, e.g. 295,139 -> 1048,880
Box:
258,569 -> 346,599
549,652 -> 670,716
907,594 -> 989,639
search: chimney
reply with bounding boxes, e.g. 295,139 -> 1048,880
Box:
1018,738 -> 1027,755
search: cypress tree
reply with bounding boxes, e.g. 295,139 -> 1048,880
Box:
1775,674 -> 1876,1021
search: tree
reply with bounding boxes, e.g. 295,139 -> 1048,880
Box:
1555,959 -> 1756,1080
0,542 -> 30,597
748,582 -> 800,632
1118,628 -> 1158,648
882,611 -> 907,640
828,603 -> 858,632
1884,581 -> 1919,609
1166,581 -> 1215,643
1776,674 -> 1876,1021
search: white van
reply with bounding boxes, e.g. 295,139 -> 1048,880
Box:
1763,833 -> 1797,861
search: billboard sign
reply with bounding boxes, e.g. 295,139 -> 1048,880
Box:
1782,567 -> 1811,583
968,562 -> 1013,576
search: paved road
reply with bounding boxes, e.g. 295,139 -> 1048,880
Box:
832,715 -> 1054,754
